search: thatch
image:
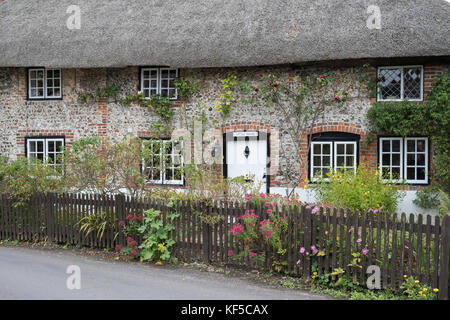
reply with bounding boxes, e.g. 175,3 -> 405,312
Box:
0,0 -> 449,68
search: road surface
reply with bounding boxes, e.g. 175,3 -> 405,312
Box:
0,246 -> 330,300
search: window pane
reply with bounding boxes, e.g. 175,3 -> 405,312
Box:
313,144 -> 321,154
346,144 -> 354,154
403,67 -> 421,99
417,167 -> 425,180
323,144 -> 330,154
392,140 -> 400,152
392,167 -> 401,179
313,156 -> 321,166
407,167 -> 415,180
382,140 -> 390,152
392,153 -> 400,166
417,154 -> 425,166
379,68 -> 401,100
336,156 -> 345,166
407,154 -> 415,166
407,140 -> 415,152
417,140 -> 426,152
346,156 -> 354,167
382,154 -> 390,165
336,144 -> 344,155
322,156 -> 330,166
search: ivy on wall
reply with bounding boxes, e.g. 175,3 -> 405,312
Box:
367,72 -> 450,193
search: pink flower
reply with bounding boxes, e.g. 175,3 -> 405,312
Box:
358,230 -> 362,235
267,209 -> 273,214
265,202 -> 270,207
313,100 -> 317,104
362,248 -> 369,255
126,214 -> 133,221
306,205 -> 311,209
311,245 -> 318,255
325,230 -> 329,235
118,220 -> 125,227
114,244 -> 122,252
300,247 -> 305,254
228,250 -> 233,255
348,228 -> 354,233
334,96 -> 340,101
357,238 -> 362,243
249,251 -> 258,258
312,206 -> 319,214
296,259 -> 301,265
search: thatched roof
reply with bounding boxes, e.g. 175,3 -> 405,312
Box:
0,0 -> 449,68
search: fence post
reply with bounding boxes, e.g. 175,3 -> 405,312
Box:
202,201 -> 211,264
115,194 -> 126,246
45,193 -> 54,244
439,214 -> 450,300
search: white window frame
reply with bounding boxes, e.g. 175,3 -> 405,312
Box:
379,137 -> 403,182
310,141 -> 357,182
404,137 -> 429,184
142,139 -> 184,185
140,68 -> 178,100
377,65 -> 423,102
379,137 -> 428,184
28,68 -> 62,99
26,137 -> 65,168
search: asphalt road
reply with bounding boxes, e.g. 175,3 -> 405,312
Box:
0,246 -> 330,300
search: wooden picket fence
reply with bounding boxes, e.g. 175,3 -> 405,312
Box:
0,192 -> 449,299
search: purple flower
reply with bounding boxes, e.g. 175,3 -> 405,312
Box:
300,247 -> 305,254
357,238 -> 362,243
312,206 -> 319,214
311,245 -> 318,255
362,248 -> 369,255
348,228 -> 354,233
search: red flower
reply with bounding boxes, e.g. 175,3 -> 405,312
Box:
255,88 -> 259,92
320,75 -> 326,79
130,249 -> 138,257
274,83 -> 278,87
126,237 -> 134,243
259,73 -> 263,77
334,96 -> 340,101
115,244 -> 122,252
129,240 -> 138,248
381,76 -> 385,81
137,216 -> 143,222
126,214 -> 133,220
118,220 -> 125,227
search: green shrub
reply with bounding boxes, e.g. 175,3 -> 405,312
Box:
313,163 -> 405,214
413,185 -> 441,209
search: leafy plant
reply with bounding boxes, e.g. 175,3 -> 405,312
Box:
119,208 -> 179,263
78,209 -> 118,242
313,163 -> 405,214
413,185 -> 441,209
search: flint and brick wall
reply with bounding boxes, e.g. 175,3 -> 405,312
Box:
0,61 -> 447,190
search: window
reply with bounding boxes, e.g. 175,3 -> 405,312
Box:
377,66 -> 423,101
310,133 -> 358,181
140,68 -> 178,100
379,137 -> 428,184
142,139 -> 183,185
28,68 -> 62,99
26,137 -> 65,170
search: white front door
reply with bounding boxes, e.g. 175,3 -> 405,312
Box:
225,132 -> 268,193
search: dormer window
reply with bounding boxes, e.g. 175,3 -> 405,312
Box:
28,68 -> 62,99
140,68 -> 178,100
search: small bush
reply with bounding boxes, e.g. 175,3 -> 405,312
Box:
313,163 -> 405,214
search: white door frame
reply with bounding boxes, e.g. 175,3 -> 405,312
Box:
223,131 -> 270,194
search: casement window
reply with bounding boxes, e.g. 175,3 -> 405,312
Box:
26,137 -> 65,170
140,68 -> 178,100
310,137 -> 358,181
379,137 -> 428,184
28,68 -> 62,99
377,66 -> 423,101
142,139 -> 183,185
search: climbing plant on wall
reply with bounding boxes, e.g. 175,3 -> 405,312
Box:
367,72 -> 450,193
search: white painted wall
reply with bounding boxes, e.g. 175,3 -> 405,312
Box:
269,187 -> 438,217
